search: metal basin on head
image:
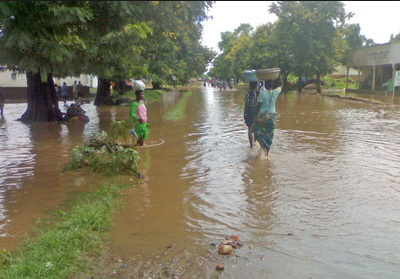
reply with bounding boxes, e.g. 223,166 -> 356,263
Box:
243,70 -> 258,82
256,68 -> 280,80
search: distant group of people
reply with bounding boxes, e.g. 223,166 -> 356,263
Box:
244,76 -> 283,156
203,79 -> 234,90
58,80 -> 84,105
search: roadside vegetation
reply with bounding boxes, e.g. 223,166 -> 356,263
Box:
66,130 -> 140,177
112,88 -> 169,104
164,92 -> 193,121
209,1 -> 377,93
1,120 -> 141,278
0,183 -> 134,279
0,1 -> 215,121
321,76 -> 357,90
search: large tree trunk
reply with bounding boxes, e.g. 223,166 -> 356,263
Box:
116,80 -> 126,95
20,72 -> 63,122
94,77 -> 113,106
316,74 -> 321,93
282,74 -> 288,92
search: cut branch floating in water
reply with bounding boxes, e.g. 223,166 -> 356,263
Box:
65,130 -> 141,177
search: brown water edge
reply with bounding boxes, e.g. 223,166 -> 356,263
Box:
0,102 -> 141,251
2,86 -> 400,278
0,88 -> 201,252
87,86 -> 400,278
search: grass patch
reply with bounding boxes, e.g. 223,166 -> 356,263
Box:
164,92 -> 192,121
143,89 -> 168,101
0,183 -> 133,279
322,76 -> 357,89
113,89 -> 168,103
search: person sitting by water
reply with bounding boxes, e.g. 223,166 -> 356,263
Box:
129,90 -> 149,146
244,81 -> 259,148
252,76 -> 283,156
63,103 -> 89,122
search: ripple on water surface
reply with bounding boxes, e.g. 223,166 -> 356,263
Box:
1,92 -> 400,277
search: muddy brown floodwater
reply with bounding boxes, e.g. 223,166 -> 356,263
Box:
1,86 -> 400,278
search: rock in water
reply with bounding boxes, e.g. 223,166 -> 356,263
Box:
216,264 -> 225,270
230,235 -> 239,241
219,245 -> 233,255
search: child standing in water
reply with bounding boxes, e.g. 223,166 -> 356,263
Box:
129,90 -> 149,146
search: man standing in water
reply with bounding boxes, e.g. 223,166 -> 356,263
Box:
382,78 -> 393,94
61,82 -> 68,105
0,90 -> 5,118
244,81 -> 259,148
77,81 -> 83,98
72,81 -> 78,101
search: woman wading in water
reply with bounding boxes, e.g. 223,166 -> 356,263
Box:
129,90 -> 149,146
244,81 -> 259,148
252,76 -> 283,156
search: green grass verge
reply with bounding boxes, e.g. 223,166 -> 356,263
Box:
322,76 -> 357,89
0,183 -> 133,279
113,89 -> 168,103
164,92 -> 192,121
143,89 -> 168,101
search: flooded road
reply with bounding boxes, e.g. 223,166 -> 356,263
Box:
1,86 -> 400,278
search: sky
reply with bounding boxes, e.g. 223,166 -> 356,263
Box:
201,1 -> 400,52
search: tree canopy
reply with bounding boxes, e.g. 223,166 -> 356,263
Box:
209,1 -> 375,92
0,1 -> 214,120
0,1 -> 93,80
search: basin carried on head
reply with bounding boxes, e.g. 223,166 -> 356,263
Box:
255,68 -> 281,80
243,70 -> 258,82
133,80 -> 145,91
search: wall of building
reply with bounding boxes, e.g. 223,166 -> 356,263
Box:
0,71 -> 28,87
345,41 -> 400,92
347,41 -> 400,67
329,65 -> 359,76
0,70 -> 93,87
0,71 -> 95,100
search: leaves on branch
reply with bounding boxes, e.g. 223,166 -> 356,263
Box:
66,129 -> 139,176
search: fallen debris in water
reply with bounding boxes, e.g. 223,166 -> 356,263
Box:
65,130 -> 141,177
231,235 -> 240,241
216,264 -> 225,270
218,235 -> 243,255
218,245 -> 233,255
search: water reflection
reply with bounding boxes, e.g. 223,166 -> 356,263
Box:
0,101 -> 102,250
109,87 -> 400,278
1,89 -> 400,277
